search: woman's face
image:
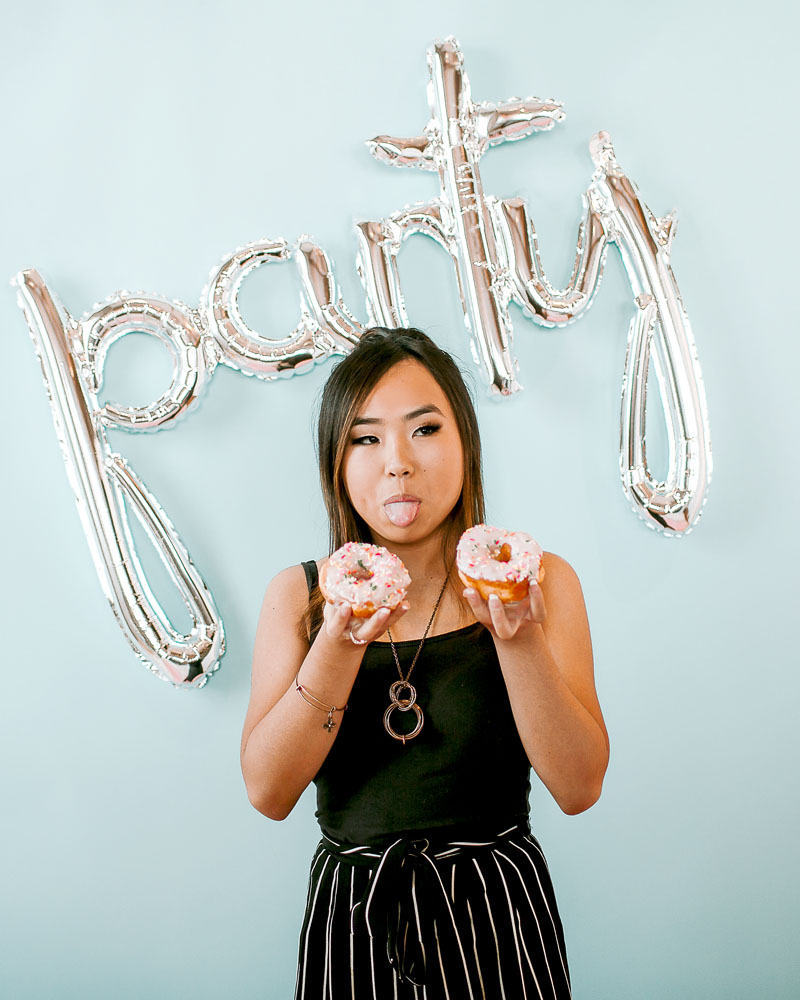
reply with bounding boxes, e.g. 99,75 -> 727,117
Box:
342,358 -> 465,549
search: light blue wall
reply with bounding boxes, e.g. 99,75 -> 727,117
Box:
2,1 -> 798,997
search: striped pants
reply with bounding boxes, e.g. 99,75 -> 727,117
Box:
294,822 -> 572,999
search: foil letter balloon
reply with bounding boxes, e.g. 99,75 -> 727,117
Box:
13,239 -> 363,688
357,36 -> 710,534
14,38 -> 712,687
14,271 -> 223,687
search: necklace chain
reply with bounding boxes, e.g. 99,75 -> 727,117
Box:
383,570 -> 450,744
387,571 -> 449,683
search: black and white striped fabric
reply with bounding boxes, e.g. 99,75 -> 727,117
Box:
294,821 -> 572,999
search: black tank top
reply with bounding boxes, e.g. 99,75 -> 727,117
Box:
301,560 -> 532,845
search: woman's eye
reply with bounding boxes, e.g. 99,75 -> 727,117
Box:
350,424 -> 440,445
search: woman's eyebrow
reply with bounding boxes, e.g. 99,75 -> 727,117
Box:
352,404 -> 444,426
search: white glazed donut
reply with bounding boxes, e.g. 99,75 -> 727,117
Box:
456,524 -> 544,603
319,542 -> 411,618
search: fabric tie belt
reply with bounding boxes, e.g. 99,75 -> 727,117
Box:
321,821 -> 529,986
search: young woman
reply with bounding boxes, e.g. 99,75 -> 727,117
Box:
241,327 -> 609,999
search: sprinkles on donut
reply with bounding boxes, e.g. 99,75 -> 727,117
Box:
456,524 -> 545,604
319,542 -> 411,618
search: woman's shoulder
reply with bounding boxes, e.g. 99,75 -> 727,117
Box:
271,556 -> 327,576
539,551 -> 584,594
541,550 -> 578,576
264,559 -> 326,606
537,551 -> 588,627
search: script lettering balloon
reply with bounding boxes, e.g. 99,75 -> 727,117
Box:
14,36 -> 711,687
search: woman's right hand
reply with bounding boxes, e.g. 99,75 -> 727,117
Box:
322,600 -> 410,645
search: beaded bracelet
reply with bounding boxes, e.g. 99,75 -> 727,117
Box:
294,673 -> 348,733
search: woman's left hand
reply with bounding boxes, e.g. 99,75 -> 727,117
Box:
463,582 -> 546,641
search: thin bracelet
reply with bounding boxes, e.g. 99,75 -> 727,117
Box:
294,673 -> 348,733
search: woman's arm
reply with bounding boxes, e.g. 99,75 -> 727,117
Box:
240,564 -> 407,820
464,552 -> 609,815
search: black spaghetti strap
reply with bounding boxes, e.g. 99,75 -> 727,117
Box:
301,560 -> 319,597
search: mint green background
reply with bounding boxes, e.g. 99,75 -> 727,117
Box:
2,1 -> 798,997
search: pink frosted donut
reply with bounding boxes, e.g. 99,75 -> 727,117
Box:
319,542 -> 411,618
456,524 -> 544,603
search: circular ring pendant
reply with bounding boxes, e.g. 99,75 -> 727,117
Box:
383,702 -> 424,744
389,680 -> 417,709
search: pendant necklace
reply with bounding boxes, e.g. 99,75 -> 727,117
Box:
383,571 -> 449,745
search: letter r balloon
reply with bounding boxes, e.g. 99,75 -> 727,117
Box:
13,36 -> 711,687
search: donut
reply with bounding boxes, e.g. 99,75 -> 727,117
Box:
456,524 -> 544,603
319,542 -> 411,618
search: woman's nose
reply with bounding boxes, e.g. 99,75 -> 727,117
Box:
384,437 -> 414,477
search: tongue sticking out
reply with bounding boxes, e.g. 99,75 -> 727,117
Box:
384,501 -> 420,527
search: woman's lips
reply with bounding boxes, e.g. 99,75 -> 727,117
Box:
384,500 -> 421,526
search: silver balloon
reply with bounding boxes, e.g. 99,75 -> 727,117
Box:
490,194 -> 607,325
14,269 -> 224,687
201,237 -> 362,380
294,238 -> 364,354
355,204 -> 451,329
357,35 -> 711,533
203,238 -> 317,378
364,37 -> 564,395
83,292 -> 214,428
13,36 -> 713,699
588,132 -> 712,533
13,238 -> 368,687
487,133 -> 712,532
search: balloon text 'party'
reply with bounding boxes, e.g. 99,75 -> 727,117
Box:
14,37 -> 711,688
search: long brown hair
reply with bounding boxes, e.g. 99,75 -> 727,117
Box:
299,327 -> 486,641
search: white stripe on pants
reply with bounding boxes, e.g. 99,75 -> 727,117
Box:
294,823 -> 573,1000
